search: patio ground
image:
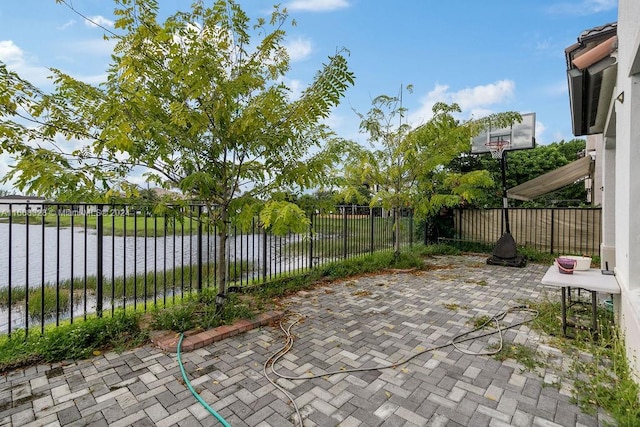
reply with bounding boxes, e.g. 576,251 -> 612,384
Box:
0,255 -> 617,426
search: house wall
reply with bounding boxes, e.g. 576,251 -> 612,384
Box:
613,0 -> 640,381
587,134 -> 602,206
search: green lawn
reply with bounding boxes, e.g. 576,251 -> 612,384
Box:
5,212 -> 206,236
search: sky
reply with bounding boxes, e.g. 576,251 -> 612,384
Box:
0,0 -> 619,191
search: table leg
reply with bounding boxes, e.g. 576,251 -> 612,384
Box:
561,287 -> 567,336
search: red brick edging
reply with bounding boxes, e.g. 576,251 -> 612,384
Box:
151,310 -> 283,353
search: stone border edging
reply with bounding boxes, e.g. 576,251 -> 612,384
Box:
151,310 -> 284,353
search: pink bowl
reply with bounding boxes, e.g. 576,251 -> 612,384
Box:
556,257 -> 576,274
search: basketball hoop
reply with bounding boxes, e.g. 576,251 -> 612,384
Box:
485,140 -> 511,159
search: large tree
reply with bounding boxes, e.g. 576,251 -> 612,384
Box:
469,139 -> 589,207
0,0 -> 355,295
341,88 -> 520,253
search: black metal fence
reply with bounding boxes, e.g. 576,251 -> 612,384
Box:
451,207 -> 602,257
0,203 -> 412,336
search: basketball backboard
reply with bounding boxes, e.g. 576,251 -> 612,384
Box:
471,112 -> 536,154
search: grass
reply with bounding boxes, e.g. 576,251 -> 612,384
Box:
284,216 -> 412,258
469,314 -> 492,330
0,260 -> 253,321
5,212 -> 204,237
492,342 -> 544,372
150,290 -> 257,332
0,310 -> 148,371
522,296 -> 640,426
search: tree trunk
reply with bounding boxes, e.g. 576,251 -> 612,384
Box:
216,208 -> 228,295
393,207 -> 401,256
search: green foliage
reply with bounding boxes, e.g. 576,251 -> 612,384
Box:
253,248 -> 431,299
0,0 -> 354,294
295,191 -> 340,215
260,200 -> 311,235
525,297 -> 640,425
37,312 -> 142,361
341,88 -> 519,255
151,290 -> 254,332
470,314 -> 492,329
492,342 -> 543,372
571,333 -> 640,425
470,139 -> 589,207
151,304 -> 199,333
0,311 -> 146,371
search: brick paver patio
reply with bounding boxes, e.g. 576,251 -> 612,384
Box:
0,255 -> 616,426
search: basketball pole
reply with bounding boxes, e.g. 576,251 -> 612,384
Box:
500,150 -> 510,234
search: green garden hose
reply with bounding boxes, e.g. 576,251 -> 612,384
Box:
177,333 -> 232,427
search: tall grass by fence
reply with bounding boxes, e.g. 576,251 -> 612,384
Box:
0,203 -> 412,336
451,207 -> 601,258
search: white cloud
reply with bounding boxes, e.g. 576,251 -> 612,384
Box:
57,19 -> 76,31
0,152 -> 14,191
409,80 -> 516,125
286,0 -> 349,12
0,40 -> 53,86
69,38 -> 117,57
0,40 -> 24,64
285,37 -> 313,61
85,15 -> 114,29
536,121 -> 547,142
286,78 -> 304,101
546,0 -> 616,15
454,80 -> 515,110
72,73 -> 108,85
553,131 -> 567,142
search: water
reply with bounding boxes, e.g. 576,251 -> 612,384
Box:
0,222 -> 311,333
0,222 -> 205,288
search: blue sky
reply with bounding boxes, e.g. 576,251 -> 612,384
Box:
0,0 -> 618,188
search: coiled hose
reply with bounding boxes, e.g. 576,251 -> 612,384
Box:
264,305 -> 539,427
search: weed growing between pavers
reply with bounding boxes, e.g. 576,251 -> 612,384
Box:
491,342 -> 544,371
522,296 -> 640,426
469,314 -> 493,330
443,302 -> 469,311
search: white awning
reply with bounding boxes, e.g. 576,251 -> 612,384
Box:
507,155 -> 594,201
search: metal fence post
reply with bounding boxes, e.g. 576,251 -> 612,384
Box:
197,205 -> 203,293
550,209 -> 555,254
370,207 -> 375,254
262,227 -> 268,282
309,213 -> 314,270
409,209 -> 413,248
343,206 -> 348,259
96,204 -> 103,317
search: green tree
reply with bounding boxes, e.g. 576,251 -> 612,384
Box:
0,0 -> 354,295
341,87 -> 520,254
473,139 -> 588,207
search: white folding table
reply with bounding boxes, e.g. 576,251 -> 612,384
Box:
541,264 -> 620,336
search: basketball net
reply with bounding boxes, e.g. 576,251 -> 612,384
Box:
485,140 -> 510,159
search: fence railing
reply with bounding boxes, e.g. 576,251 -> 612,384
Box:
451,207 -> 602,257
0,203 -> 413,336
